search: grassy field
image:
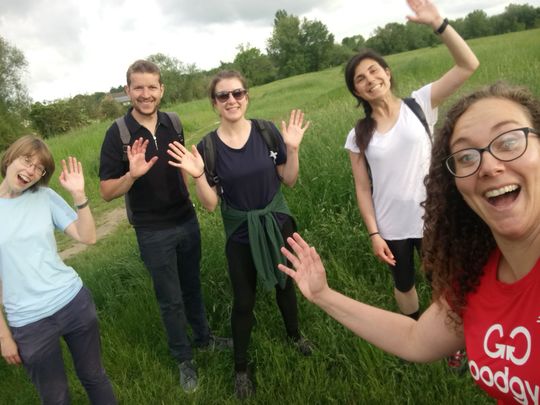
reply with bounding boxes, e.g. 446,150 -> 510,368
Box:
1,29 -> 539,404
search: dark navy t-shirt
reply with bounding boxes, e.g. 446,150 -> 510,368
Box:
197,120 -> 288,242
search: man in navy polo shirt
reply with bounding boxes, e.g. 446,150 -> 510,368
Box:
99,59 -> 230,393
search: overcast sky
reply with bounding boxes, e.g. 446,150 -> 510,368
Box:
2,0 -> 538,102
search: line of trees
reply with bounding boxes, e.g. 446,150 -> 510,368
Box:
356,3 -> 540,56
1,3 -> 538,146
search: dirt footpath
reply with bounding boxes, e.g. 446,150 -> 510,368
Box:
59,207 -> 127,260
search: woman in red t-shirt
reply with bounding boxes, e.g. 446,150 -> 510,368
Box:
279,82 -> 540,404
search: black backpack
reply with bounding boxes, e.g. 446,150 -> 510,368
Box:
402,97 -> 432,141
363,98 -> 432,193
200,119 -> 281,196
113,111 -> 183,224
115,112 -> 183,161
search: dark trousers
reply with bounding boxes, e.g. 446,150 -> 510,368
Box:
11,287 -> 116,405
136,215 -> 210,363
226,216 -> 300,372
385,238 -> 422,293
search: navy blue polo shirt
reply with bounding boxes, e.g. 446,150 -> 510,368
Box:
99,108 -> 195,229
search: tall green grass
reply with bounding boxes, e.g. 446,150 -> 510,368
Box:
1,29 -> 539,404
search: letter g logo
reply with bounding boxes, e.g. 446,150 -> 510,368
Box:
484,324 -> 531,366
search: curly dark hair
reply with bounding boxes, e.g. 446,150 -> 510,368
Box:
422,82 -> 540,321
344,49 -> 395,153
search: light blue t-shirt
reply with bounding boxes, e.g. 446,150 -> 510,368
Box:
0,187 -> 83,327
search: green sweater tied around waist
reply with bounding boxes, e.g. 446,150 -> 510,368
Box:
221,188 -> 293,290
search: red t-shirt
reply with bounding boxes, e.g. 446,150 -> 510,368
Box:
463,249 -> 540,404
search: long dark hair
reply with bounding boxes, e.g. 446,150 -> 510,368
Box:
344,49 -> 395,152
423,82 -> 540,322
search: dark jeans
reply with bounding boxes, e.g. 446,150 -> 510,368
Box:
226,216 -> 300,372
11,287 -> 116,405
136,215 -> 210,363
385,238 -> 422,293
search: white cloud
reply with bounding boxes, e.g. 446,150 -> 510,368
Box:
1,0 -> 538,102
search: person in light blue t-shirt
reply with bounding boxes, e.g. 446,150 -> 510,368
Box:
0,135 -> 116,405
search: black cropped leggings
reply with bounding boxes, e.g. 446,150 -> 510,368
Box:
385,238 -> 422,293
225,216 -> 300,372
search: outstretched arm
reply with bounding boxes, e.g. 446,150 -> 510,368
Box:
167,142 -> 220,211
278,232 -> 464,362
277,109 -> 310,187
406,0 -> 479,107
100,137 -> 158,201
59,157 -> 96,245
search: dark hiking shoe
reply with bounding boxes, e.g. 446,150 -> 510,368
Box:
179,360 -> 198,393
234,371 -> 254,400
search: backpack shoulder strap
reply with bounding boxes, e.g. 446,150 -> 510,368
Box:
201,130 -> 222,195
164,112 -> 184,143
252,119 -> 281,162
115,116 -> 131,161
402,97 -> 432,141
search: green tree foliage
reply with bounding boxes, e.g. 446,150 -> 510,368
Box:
233,44 -> 276,86
147,53 -> 207,105
71,93 -> 107,120
267,10 -> 306,78
328,43 -> 356,66
341,34 -> 365,52
492,4 -> 540,33
29,100 -> 89,138
99,96 -> 126,120
301,19 -> 335,72
267,10 -> 337,78
109,84 -> 124,94
148,53 -> 185,104
462,10 -> 493,39
0,36 -> 30,150
349,4 -> 539,56
365,21 -> 438,55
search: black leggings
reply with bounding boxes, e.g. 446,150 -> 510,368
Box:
225,216 -> 300,372
385,238 -> 422,293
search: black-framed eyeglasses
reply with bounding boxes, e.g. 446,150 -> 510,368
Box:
214,88 -> 247,103
19,155 -> 46,177
445,127 -> 539,178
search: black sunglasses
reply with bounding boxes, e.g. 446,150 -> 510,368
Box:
214,88 -> 247,103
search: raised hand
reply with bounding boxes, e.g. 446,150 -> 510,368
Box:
167,142 -> 205,179
127,137 -> 158,179
278,233 -> 329,302
406,0 -> 442,29
59,156 -> 85,196
280,109 -> 310,150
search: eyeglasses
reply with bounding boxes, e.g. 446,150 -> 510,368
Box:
19,155 -> 46,177
445,127 -> 539,178
214,88 -> 247,103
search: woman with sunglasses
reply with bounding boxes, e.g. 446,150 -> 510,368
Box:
0,135 -> 116,404
344,0 -> 478,338
167,70 -> 311,399
279,82 -> 540,403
